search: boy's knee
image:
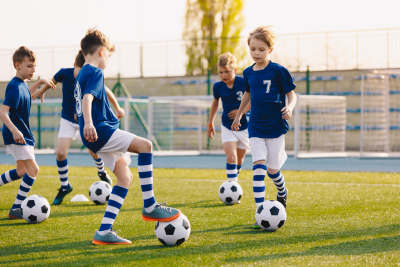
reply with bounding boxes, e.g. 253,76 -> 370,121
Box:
141,140 -> 152,153
267,168 -> 279,175
16,166 -> 27,177
27,164 -> 39,177
226,154 -> 237,164
56,150 -> 67,161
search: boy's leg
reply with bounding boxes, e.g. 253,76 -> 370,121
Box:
127,136 -> 181,221
267,168 -> 287,208
9,159 -> 39,219
53,138 -> 74,205
89,149 -> 112,185
0,160 -> 25,187
93,157 -> 132,245
223,142 -> 238,182
236,148 -> 247,178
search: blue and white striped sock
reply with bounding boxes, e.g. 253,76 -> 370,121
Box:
0,169 -> 22,186
253,164 -> 266,207
94,158 -> 105,175
237,165 -> 242,177
57,159 -> 69,191
226,163 -> 238,182
138,153 -> 156,213
98,185 -> 128,235
11,174 -> 35,210
268,171 -> 287,197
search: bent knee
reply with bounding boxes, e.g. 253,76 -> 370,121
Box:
16,167 -> 27,177
56,150 -> 68,161
140,140 -> 152,153
27,165 -> 39,177
226,155 -> 237,164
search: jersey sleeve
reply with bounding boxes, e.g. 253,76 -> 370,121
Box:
212,83 -> 220,100
83,69 -> 104,99
53,69 -> 66,83
3,84 -> 20,109
277,67 -> 296,94
244,73 -> 251,92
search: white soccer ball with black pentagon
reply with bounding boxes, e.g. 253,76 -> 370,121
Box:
21,195 -> 50,224
155,213 -> 191,246
255,200 -> 287,231
218,181 -> 243,205
89,181 -> 111,205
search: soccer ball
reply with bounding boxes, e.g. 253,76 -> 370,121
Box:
89,181 -> 112,205
155,213 -> 191,246
218,181 -> 243,205
255,200 -> 287,231
21,195 -> 50,224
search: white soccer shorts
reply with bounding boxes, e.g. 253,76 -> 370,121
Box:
6,144 -> 35,161
221,125 -> 250,150
249,134 -> 287,169
58,118 -> 80,140
96,129 -> 136,172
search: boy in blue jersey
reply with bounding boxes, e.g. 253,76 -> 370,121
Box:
32,50 -> 125,205
74,28 -> 181,245
0,46 -> 56,219
208,52 -> 251,185
232,26 -> 297,229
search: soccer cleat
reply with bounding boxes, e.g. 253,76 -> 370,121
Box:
52,183 -> 73,205
98,171 -> 112,186
92,228 -> 132,245
142,202 -> 181,222
252,221 -> 261,229
277,189 -> 288,209
9,208 -> 23,219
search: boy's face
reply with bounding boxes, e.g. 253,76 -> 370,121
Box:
249,37 -> 273,64
98,48 -> 111,70
218,65 -> 237,85
15,57 -> 36,80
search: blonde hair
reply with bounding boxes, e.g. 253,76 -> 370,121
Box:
80,27 -> 115,56
217,52 -> 237,68
13,46 -> 36,69
247,25 -> 277,48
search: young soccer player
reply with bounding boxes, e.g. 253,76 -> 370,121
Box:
232,26 -> 297,229
32,50 -> 125,205
74,28 -> 181,245
207,52 -> 250,184
0,46 -> 56,219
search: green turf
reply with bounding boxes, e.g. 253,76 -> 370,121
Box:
0,165 -> 399,266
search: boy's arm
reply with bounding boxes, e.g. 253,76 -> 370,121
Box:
231,91 -> 251,131
0,105 -> 25,144
29,79 -> 56,96
207,98 -> 220,139
105,86 -> 124,119
228,102 -> 251,119
32,78 -> 57,103
281,90 -> 297,120
82,94 -> 98,142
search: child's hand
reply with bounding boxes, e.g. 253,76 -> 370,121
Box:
281,106 -> 293,120
12,129 -> 25,144
32,88 -> 45,103
231,118 -> 241,131
207,125 -> 215,139
228,109 -> 239,119
115,107 -> 125,119
83,122 -> 98,142
40,79 -> 56,90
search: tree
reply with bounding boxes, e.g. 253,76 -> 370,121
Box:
183,0 -> 245,75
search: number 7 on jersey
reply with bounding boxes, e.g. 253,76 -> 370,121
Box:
263,80 -> 271,93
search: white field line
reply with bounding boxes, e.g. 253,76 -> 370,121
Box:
38,175 -> 400,187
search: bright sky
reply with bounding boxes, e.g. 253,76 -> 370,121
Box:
0,0 -> 399,49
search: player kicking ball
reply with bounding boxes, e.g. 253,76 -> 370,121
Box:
0,47 -> 56,219
207,52 -> 250,188
32,50 -> 125,205
232,26 -> 297,229
74,28 -> 181,245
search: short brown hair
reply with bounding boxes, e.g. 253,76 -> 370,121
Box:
12,46 -> 36,69
218,52 -> 237,68
80,27 -> 115,56
247,26 -> 277,48
74,50 -> 85,68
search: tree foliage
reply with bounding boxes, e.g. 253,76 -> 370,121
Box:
183,0 -> 246,75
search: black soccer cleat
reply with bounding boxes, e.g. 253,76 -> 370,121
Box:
98,171 -> 112,186
52,183 -> 73,205
277,189 -> 288,209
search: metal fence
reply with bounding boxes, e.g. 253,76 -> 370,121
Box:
1,28 -> 399,81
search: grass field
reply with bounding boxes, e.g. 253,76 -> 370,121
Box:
0,165 -> 399,266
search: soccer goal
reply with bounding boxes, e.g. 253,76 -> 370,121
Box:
360,70 -> 400,157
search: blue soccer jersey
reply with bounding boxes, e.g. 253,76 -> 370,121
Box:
243,61 -> 296,138
54,68 -> 78,124
213,76 -> 248,131
74,65 -> 119,153
2,77 -> 35,146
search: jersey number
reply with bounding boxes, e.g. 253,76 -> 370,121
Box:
236,91 -> 243,101
263,80 -> 271,93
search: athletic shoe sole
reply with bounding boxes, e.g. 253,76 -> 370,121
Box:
92,239 -> 132,245
141,211 -> 181,222
8,214 -> 22,219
